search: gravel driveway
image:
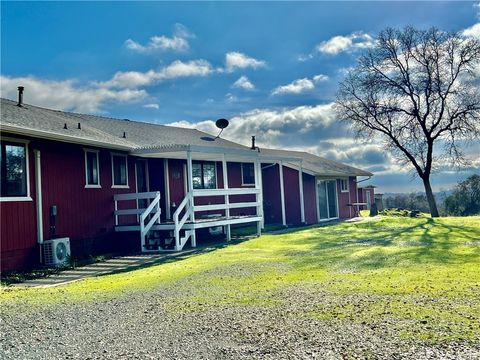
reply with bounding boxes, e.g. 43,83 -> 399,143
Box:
1,276 -> 479,360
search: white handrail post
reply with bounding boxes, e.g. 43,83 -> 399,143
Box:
140,211 -> 146,251
298,160 -> 305,224
156,191 -> 161,224
222,153 -> 231,241
186,149 -> 196,247
279,161 -> 287,227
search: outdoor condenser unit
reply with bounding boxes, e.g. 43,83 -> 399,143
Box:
43,237 -> 71,267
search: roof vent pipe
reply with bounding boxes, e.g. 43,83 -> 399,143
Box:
77,122 -> 81,130
17,86 -> 24,107
122,132 -> 126,138
251,135 -> 261,152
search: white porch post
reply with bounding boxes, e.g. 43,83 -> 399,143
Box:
164,159 -> 171,220
186,149 -> 196,247
222,154 -> 231,241
257,159 -> 265,229
279,161 -> 287,226
254,158 -> 263,236
298,161 -> 305,224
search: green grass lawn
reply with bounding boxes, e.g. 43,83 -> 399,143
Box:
2,215 -> 479,343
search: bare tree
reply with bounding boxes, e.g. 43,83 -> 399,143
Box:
336,27 -> 480,217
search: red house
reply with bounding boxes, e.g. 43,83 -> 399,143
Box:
0,94 -> 373,272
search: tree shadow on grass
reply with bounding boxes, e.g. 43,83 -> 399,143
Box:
280,218 -> 480,272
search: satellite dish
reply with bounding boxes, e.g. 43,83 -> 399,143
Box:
215,118 -> 229,129
215,118 -> 229,138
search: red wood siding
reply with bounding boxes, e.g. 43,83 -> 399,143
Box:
303,173 -> 317,224
37,139 -> 136,255
337,179 -> 350,219
262,164 -> 282,224
167,159 -> 186,209
1,134 -> 38,271
1,136 -> 141,271
147,158 -> 167,220
262,164 -> 314,226
283,166 -> 301,225
227,162 -> 256,216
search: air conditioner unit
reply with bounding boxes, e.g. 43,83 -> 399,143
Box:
43,237 -> 71,267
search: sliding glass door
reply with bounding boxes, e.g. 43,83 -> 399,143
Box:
317,180 -> 338,220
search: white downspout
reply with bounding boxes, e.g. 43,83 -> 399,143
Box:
34,149 -> 44,263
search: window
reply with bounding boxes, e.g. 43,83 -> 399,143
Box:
192,162 -> 216,189
340,179 -> 349,192
111,153 -> 128,187
241,163 -> 255,185
1,140 -> 29,199
84,150 -> 100,187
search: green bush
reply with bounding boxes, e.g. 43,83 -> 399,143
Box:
444,175 -> 480,216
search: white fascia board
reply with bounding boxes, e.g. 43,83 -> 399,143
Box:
131,144 -> 189,155
0,124 -> 133,151
188,144 -> 260,157
133,144 -> 261,158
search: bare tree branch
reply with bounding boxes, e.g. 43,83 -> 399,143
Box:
335,27 -> 480,217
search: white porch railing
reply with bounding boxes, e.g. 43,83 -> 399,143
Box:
172,187 -> 261,250
114,191 -> 161,251
173,192 -> 194,250
114,188 -> 262,252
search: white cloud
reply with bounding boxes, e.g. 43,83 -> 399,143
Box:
143,103 -> 159,109
316,32 -> 374,55
475,2 -> 480,19
224,52 -> 266,72
462,23 -> 480,39
125,23 -> 194,53
232,75 -> 255,90
272,78 -> 315,95
158,59 -> 212,79
168,103 -> 338,149
101,59 -> 213,89
0,75 -> 146,113
313,74 -> 329,82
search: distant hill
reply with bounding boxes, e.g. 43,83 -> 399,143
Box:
383,190 -> 454,201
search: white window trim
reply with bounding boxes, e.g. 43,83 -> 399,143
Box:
111,152 -> 129,189
0,137 -> 32,202
340,178 -> 349,193
241,162 -> 255,186
84,148 -> 101,188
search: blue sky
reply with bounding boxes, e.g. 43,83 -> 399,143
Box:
1,1 -> 479,193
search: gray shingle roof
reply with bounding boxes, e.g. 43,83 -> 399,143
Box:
260,148 -> 373,177
1,98 -> 372,177
0,98 -> 249,151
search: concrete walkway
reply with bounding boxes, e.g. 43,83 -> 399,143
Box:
12,250 -> 198,288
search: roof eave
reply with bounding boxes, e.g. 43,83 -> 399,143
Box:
0,124 -> 133,151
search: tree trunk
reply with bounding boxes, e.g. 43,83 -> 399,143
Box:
422,176 -> 440,217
